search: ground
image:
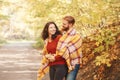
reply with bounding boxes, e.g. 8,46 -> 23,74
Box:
0,41 -> 41,80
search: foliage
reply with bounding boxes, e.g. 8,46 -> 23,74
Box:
33,37 -> 44,49
89,25 -> 120,67
0,38 -> 6,46
0,0 -> 119,40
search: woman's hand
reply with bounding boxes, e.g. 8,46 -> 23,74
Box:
48,55 -> 55,62
45,54 -> 55,62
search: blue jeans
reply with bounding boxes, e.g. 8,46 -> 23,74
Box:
67,64 -> 80,80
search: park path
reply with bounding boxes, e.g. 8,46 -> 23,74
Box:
0,41 -> 42,80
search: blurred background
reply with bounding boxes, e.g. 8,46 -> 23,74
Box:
0,0 -> 119,46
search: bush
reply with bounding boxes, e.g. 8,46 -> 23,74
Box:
0,39 -> 6,46
33,37 -> 44,49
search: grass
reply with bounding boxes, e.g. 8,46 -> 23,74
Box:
0,40 -> 6,47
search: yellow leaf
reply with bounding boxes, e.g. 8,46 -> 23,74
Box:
106,62 -> 111,67
101,59 -> 106,64
96,62 -> 101,66
96,56 -> 101,60
95,42 -> 100,46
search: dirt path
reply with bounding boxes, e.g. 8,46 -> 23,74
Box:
0,41 -> 41,80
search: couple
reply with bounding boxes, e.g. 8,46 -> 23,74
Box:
37,16 -> 82,80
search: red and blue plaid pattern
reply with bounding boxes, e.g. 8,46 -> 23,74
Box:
56,28 -> 82,71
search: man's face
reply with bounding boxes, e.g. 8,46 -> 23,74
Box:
62,20 -> 70,31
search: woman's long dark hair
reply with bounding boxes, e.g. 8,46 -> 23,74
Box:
41,21 -> 61,40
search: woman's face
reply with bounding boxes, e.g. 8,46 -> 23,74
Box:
48,24 -> 56,36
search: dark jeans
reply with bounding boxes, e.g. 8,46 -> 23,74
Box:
49,64 -> 68,80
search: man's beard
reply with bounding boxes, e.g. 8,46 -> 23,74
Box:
62,26 -> 69,32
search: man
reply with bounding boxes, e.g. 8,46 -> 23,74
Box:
55,16 -> 83,80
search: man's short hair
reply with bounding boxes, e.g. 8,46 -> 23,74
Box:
63,16 -> 75,25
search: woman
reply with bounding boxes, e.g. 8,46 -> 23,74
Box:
37,21 -> 68,80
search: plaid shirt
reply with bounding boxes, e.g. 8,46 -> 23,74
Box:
56,28 -> 82,71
